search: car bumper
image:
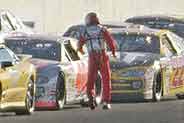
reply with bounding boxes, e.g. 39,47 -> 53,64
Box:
111,78 -> 152,101
35,101 -> 57,109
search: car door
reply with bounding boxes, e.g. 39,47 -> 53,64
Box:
77,46 -> 88,94
0,47 -> 23,103
166,32 -> 184,94
160,34 -> 183,95
62,39 -> 87,100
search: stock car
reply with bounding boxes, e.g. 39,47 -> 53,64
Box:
0,10 -> 32,35
110,27 -> 184,101
125,15 -> 184,38
0,41 -> 36,115
5,34 -> 102,110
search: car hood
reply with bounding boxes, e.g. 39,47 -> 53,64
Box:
29,58 -> 60,71
110,52 -> 160,69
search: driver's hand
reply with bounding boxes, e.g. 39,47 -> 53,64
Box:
112,52 -> 116,58
77,48 -> 85,55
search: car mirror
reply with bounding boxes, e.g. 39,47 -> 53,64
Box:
1,61 -> 13,69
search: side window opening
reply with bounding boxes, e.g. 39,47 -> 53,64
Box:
167,32 -> 184,54
1,14 -> 14,32
161,35 -> 176,57
61,51 -> 70,62
64,40 -> 80,61
7,12 -> 22,30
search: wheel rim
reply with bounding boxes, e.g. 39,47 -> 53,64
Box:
26,80 -> 34,112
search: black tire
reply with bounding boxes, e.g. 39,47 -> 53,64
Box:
152,72 -> 162,102
15,79 -> 35,115
80,99 -> 89,107
176,94 -> 184,100
56,72 -> 66,110
80,72 -> 102,107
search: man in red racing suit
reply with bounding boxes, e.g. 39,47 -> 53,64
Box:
77,12 -> 116,110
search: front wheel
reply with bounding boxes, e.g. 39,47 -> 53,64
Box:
176,94 -> 184,100
16,79 -> 35,115
56,73 -> 66,110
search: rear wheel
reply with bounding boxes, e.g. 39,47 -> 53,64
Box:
16,79 -> 35,115
80,72 -> 102,107
56,73 -> 66,110
152,72 -> 162,102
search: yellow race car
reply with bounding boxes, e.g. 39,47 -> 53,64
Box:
110,27 -> 184,101
0,42 -> 36,115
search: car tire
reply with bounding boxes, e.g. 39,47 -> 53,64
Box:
152,72 -> 162,102
176,94 -> 184,100
15,79 -> 35,115
80,72 -> 102,107
56,72 -> 66,110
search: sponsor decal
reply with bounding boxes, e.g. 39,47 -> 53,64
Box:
171,68 -> 184,88
35,101 -> 57,107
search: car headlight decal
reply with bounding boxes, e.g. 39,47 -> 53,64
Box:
131,81 -> 142,89
121,70 -> 145,77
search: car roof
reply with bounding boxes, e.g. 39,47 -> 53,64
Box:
63,22 -> 147,37
109,26 -> 166,36
5,33 -> 75,43
101,21 -> 134,28
126,15 -> 184,23
64,22 -> 135,30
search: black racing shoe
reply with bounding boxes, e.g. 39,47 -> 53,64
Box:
102,102 -> 111,110
88,98 -> 96,110
89,103 -> 96,110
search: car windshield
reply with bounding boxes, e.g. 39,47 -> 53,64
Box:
5,39 -> 61,61
113,33 -> 160,53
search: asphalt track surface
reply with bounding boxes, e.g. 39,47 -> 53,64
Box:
0,98 -> 184,123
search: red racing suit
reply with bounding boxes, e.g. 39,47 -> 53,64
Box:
78,25 -> 116,102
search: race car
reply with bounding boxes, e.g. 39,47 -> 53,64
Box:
0,10 -> 33,35
5,34 -> 102,110
0,41 -> 36,115
125,15 -> 184,38
110,27 -> 184,101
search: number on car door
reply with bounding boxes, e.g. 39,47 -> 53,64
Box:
63,39 -> 87,98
